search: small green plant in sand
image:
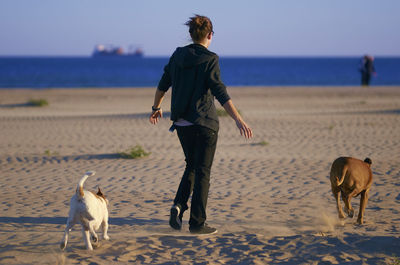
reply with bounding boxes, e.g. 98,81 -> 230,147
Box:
44,150 -> 59,156
257,140 -> 269,146
28,98 -> 49,107
328,125 -> 335,131
216,108 -> 241,117
118,145 -> 151,159
216,108 -> 229,117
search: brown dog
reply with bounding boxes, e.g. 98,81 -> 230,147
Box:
330,157 -> 373,224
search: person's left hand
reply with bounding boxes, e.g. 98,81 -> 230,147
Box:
235,119 -> 253,139
149,109 -> 163,125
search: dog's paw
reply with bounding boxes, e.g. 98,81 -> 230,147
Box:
103,234 -> 110,241
91,235 -> 98,243
86,245 -> 94,251
60,241 -> 66,250
348,209 -> 354,218
344,207 -> 354,218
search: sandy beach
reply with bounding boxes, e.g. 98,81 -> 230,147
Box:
0,86 -> 399,264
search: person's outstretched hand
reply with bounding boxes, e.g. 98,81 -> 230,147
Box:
149,109 -> 163,125
235,119 -> 253,139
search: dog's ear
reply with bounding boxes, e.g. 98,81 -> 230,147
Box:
97,187 -> 105,197
364,158 -> 372,165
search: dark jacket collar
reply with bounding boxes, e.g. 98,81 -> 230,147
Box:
174,43 -> 216,68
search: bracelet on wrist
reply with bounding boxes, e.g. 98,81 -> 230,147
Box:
152,106 -> 161,112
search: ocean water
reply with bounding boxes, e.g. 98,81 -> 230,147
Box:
0,57 -> 399,88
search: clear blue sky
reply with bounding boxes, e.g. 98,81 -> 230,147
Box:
1,0 -> 399,57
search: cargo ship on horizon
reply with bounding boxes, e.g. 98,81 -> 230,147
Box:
92,44 -> 144,57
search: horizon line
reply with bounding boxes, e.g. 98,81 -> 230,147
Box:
1,54 -> 400,58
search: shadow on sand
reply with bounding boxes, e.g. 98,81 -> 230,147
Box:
0,216 -> 164,226
312,108 -> 400,116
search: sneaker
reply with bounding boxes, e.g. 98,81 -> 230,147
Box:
189,223 -> 217,235
169,205 -> 182,230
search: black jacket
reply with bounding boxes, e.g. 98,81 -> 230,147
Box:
157,44 -> 230,132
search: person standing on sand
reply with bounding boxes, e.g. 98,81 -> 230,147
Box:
149,15 -> 252,234
359,55 -> 376,86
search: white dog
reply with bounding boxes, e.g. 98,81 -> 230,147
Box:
60,171 -> 110,251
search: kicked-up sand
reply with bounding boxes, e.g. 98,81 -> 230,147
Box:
0,86 -> 399,264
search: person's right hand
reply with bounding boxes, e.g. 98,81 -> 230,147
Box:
149,109 -> 163,125
235,119 -> 253,139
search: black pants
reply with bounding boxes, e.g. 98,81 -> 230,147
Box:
361,72 -> 371,86
174,125 -> 218,228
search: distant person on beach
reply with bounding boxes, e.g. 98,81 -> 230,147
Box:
149,15 -> 252,234
359,55 -> 376,86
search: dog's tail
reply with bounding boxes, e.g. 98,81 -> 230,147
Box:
336,165 -> 348,186
76,171 -> 96,199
